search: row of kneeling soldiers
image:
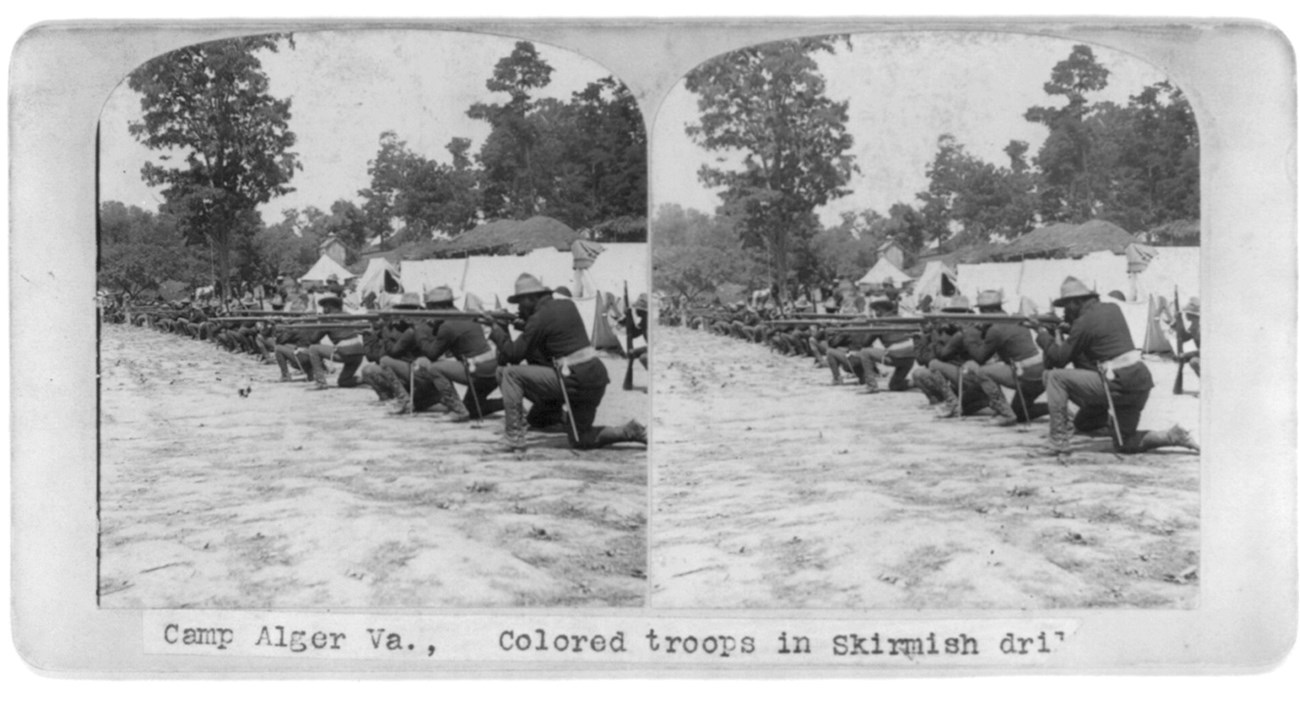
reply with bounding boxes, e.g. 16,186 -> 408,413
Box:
666,277 -> 1200,458
109,276 -> 648,454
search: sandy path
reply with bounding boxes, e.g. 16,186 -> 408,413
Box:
98,324 -> 647,608
651,327 -> 1200,609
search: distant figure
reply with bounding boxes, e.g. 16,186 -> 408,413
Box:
1168,296 -> 1201,378
570,236 -> 605,298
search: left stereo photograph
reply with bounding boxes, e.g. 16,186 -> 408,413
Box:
95,29 -> 651,609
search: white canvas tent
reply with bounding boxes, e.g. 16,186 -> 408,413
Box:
396,244 -> 649,352
857,257 -> 912,287
298,254 -> 354,285
910,260 -> 959,304
356,257 -> 400,298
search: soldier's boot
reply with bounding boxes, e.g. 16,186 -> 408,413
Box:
443,391 -> 472,423
934,375 -> 961,418
979,377 -> 1018,426
310,366 -> 330,391
593,419 -> 648,447
1138,424 -> 1200,453
1037,404 -> 1074,457
911,370 -> 942,405
383,368 -> 411,413
861,368 -> 880,394
499,403 -> 528,453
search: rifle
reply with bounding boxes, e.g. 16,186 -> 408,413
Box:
1173,287 -> 1185,395
622,281 -> 635,391
830,326 -> 922,335
923,312 -> 1064,329
767,316 -> 923,328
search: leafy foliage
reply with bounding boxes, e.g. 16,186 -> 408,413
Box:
651,204 -> 763,303
98,201 -> 207,297
127,34 -> 301,295
684,36 -> 857,298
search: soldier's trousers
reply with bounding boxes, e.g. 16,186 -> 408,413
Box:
825,348 -> 865,383
929,359 -> 988,413
274,345 -> 312,377
976,361 -> 1048,421
498,364 -> 623,449
415,358 -> 503,419
1044,367 -> 1151,452
378,358 -> 439,411
860,348 -> 914,391
308,342 -> 365,388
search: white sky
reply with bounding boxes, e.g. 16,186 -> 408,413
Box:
98,30 -> 620,222
650,31 -> 1174,226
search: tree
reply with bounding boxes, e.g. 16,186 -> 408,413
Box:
127,33 -> 301,299
916,134 -> 1037,245
98,201 -> 206,297
359,131 -> 482,244
652,204 -> 762,304
1025,45 -> 1111,222
468,41 -> 555,220
808,211 -> 880,285
684,36 -> 857,301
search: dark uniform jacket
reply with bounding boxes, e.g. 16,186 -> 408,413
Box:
1038,299 -> 1153,393
965,321 -> 1040,365
493,295 -> 609,390
415,317 -> 495,377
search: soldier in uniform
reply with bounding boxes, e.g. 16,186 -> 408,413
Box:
912,295 -> 990,417
1037,277 -> 1199,455
305,293 -> 367,390
962,290 -> 1048,426
489,273 -> 647,453
411,286 -> 504,422
358,292 -> 427,408
858,299 -> 916,393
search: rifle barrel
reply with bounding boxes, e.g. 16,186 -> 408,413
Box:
834,326 -> 922,334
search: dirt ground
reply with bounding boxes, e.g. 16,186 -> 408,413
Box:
651,326 -> 1200,610
98,324 -> 648,608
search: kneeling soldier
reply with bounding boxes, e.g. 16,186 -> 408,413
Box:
490,273 -> 647,453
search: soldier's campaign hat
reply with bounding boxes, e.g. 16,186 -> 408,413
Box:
424,286 -> 455,305
317,293 -> 343,308
941,295 -> 973,313
326,273 -> 340,282
389,292 -> 424,310
508,273 -> 552,303
1051,276 -> 1096,306
635,293 -> 649,311
1184,297 -> 1200,317
975,290 -> 1002,308
868,298 -> 896,312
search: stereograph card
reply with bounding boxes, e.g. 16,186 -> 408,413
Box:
8,17 -> 1296,677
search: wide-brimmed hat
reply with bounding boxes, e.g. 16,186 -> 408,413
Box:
869,298 -> 896,312
941,295 -> 973,313
634,293 -> 648,311
317,293 -> 343,308
1184,297 -> 1200,317
424,286 -> 455,305
389,292 -> 424,310
507,273 -> 552,303
1051,276 -> 1096,307
326,273 -> 339,282
975,290 -> 1002,308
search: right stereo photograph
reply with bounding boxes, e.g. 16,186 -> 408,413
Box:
650,30 -> 1202,610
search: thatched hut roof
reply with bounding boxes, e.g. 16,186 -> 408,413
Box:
430,216 -> 579,258
991,220 -> 1135,261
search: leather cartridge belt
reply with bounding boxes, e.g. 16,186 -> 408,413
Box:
463,348 -> 497,374
1098,349 -> 1143,380
556,346 -> 598,368
1013,353 -> 1044,373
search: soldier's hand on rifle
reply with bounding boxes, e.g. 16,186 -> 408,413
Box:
961,360 -> 979,374
414,357 -> 433,371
